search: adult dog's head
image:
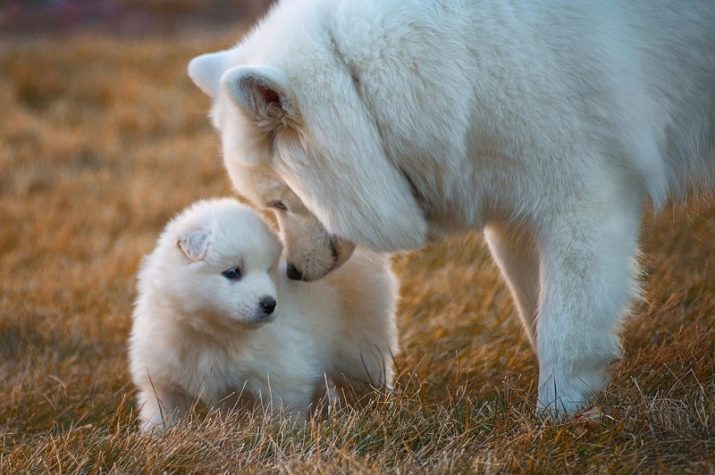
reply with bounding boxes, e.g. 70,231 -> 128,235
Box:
188,2 -> 428,279
227,161 -> 356,282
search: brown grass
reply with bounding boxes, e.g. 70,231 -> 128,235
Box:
0,32 -> 714,473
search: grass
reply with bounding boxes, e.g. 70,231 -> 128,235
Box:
0,31 -> 713,473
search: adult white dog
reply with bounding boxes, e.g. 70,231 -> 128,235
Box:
188,0 -> 715,414
129,199 -> 397,432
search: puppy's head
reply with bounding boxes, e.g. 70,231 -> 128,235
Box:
226,162 -> 356,282
152,199 -> 282,332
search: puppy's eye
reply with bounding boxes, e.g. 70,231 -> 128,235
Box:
221,267 -> 242,280
268,200 -> 287,211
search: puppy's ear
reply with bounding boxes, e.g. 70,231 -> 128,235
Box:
221,65 -> 294,121
188,51 -> 231,98
177,229 -> 210,262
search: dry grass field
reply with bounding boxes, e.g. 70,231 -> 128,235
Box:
0,32 -> 714,473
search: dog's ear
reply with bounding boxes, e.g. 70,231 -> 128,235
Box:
188,51 -> 231,98
177,228 -> 210,262
221,65 -> 293,121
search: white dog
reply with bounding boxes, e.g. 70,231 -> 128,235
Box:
129,199 -> 398,432
188,0 -> 714,415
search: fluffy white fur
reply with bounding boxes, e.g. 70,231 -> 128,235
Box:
226,161 -> 357,282
129,199 -> 398,432
188,1 -> 714,415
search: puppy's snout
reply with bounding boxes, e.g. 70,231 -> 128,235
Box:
286,263 -> 303,281
259,296 -> 276,315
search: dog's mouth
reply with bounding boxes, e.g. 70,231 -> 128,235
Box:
329,237 -> 339,263
240,317 -> 274,327
329,234 -> 356,272
227,312 -> 275,327
286,235 -> 357,282
251,311 -> 276,324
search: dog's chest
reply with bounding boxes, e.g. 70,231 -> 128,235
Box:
178,343 -> 256,403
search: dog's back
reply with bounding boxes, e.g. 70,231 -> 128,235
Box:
273,249 -> 399,391
323,250 -> 399,389
329,0 -> 715,207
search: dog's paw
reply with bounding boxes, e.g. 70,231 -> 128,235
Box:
536,367 -> 610,418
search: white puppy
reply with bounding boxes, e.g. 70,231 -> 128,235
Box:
129,198 -> 398,432
188,0 -> 714,415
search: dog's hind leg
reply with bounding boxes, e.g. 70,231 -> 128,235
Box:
485,223 -> 540,349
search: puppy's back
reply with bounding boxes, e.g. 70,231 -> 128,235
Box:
321,250 -> 399,389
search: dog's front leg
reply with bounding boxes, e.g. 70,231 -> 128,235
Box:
136,384 -> 192,433
534,188 -> 642,416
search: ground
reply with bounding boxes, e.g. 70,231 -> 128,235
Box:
0,32 -> 713,473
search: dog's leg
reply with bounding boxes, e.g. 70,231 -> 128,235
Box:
280,388 -> 316,423
485,223 -> 540,349
137,384 -> 192,433
535,188 -> 642,416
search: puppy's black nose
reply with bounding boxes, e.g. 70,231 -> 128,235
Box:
286,263 -> 303,281
259,296 -> 276,315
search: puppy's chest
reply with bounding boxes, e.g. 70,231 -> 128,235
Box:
181,345 -> 257,403
182,341 -> 311,404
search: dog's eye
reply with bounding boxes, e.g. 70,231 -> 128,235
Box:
268,200 -> 287,211
221,267 -> 242,280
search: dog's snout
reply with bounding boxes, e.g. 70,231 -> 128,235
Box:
286,263 -> 303,281
259,296 -> 276,315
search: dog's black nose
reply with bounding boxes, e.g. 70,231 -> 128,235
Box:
259,296 -> 276,315
286,263 -> 303,281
